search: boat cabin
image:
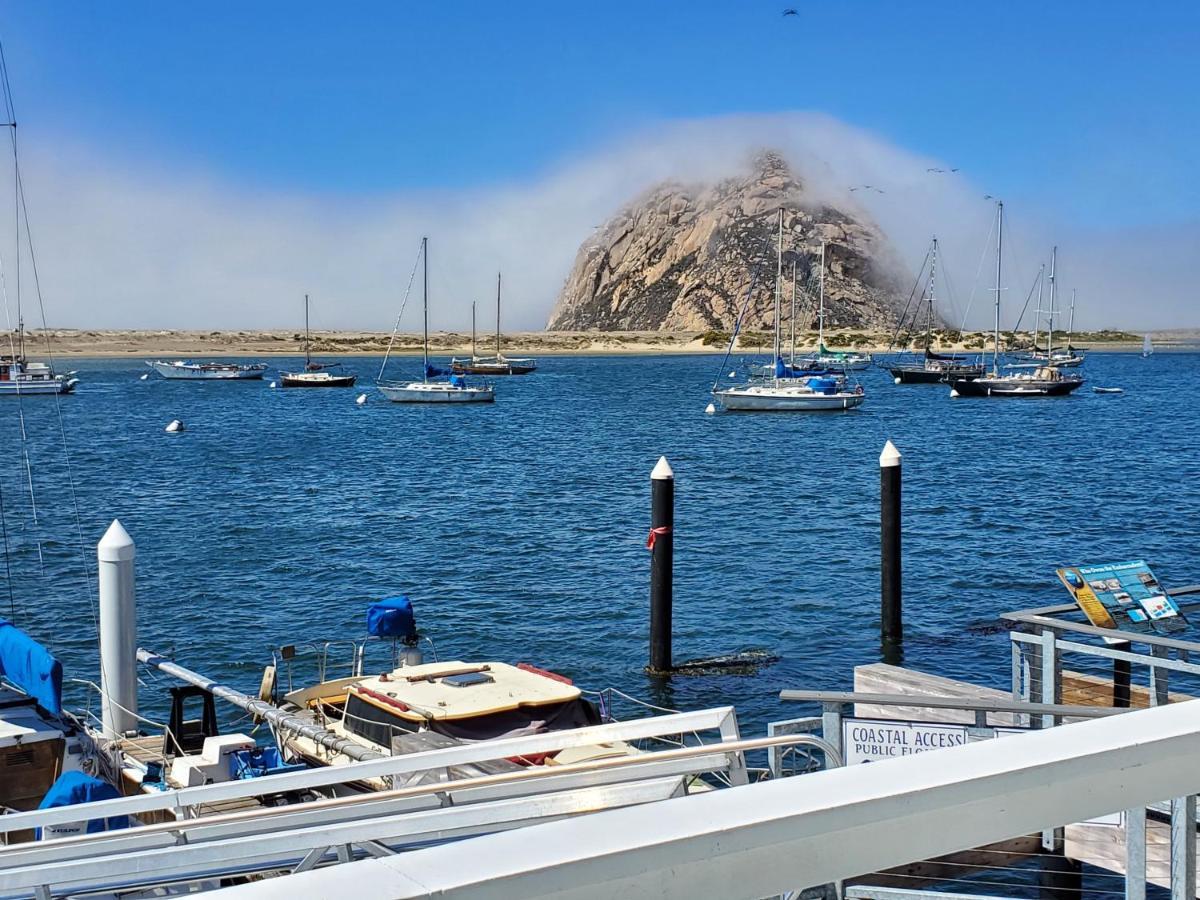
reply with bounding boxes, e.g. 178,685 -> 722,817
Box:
285,660 -> 600,756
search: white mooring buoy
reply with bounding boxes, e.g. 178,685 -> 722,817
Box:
728,371 -> 736,378
139,373 -> 149,381
949,389 -> 960,398
893,376 -> 901,385
269,381 -> 277,389
356,393 -> 367,406
704,402 -> 716,415
165,419 -> 185,433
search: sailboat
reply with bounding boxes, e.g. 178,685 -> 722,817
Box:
0,66 -> 77,395
450,274 -> 537,375
1019,279 -> 1084,368
377,237 -> 495,403
796,242 -> 872,371
279,295 -> 357,388
712,209 -> 865,412
888,238 -> 984,384
1142,334 -> 1153,358
950,206 -> 1084,398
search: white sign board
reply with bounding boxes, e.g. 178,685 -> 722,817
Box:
842,718 -> 969,764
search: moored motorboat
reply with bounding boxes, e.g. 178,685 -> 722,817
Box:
147,360 -> 268,380
272,598 -> 630,787
0,352 -> 78,394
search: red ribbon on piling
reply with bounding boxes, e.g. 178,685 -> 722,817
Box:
646,526 -> 672,550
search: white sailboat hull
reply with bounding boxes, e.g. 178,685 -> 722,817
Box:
148,361 -> 267,380
378,381 -> 495,403
713,384 -> 865,411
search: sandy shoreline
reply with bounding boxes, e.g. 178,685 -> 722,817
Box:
10,329 -> 1195,358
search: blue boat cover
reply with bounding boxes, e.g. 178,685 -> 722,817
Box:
367,596 -> 418,641
449,373 -> 466,387
37,772 -> 128,835
0,620 -> 63,715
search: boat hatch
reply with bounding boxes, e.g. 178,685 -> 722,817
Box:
442,672 -> 494,688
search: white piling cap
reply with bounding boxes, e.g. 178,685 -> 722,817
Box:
879,440 -> 901,468
98,519 -> 136,562
651,456 -> 675,480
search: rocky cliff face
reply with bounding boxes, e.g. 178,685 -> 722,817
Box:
547,152 -> 910,332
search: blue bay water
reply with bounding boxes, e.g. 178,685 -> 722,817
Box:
1,351 -> 1198,736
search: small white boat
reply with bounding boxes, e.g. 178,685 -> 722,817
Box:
714,379 -> 865,411
147,360 -> 267,380
376,237 -> 495,404
0,355 -> 78,395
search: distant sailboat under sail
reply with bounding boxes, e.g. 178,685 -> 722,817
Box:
1143,334 -> 1154,358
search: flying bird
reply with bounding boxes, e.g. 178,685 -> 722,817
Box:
950,167 -> 960,172
782,8 -> 798,15
926,167 -> 946,174
983,194 -> 995,200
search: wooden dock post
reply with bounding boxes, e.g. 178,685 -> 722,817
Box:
880,441 -> 903,658
648,456 -> 674,674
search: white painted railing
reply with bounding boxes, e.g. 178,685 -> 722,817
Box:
207,697 -> 1200,900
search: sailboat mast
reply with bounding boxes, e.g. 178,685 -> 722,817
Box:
1047,246 -> 1057,359
471,301 -> 477,359
422,236 -> 429,383
818,241 -> 826,351
1068,288 -> 1076,349
993,201 -> 1003,374
926,238 -> 938,350
1032,265 -> 1044,354
303,294 -> 310,367
496,272 -> 502,358
773,208 -> 782,363
789,260 -> 797,364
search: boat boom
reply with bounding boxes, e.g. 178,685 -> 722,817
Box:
136,648 -> 385,762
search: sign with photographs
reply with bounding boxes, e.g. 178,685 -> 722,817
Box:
1056,560 -> 1187,635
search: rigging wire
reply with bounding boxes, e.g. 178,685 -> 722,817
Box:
885,244 -> 933,353
0,37 -> 98,634
958,207 -> 996,336
0,476 -> 16,620
376,239 -> 425,382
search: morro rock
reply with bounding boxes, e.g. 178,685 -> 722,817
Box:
547,151 -> 910,332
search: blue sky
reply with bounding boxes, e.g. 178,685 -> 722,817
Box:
0,1 -> 1196,328
6,1 -> 1197,222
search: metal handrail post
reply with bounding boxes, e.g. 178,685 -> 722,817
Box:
1151,645 -> 1171,706
1170,795 -> 1196,900
1126,804 -> 1146,900
1040,627 -> 1060,729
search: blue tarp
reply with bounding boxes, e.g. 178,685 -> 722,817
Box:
367,596 -> 418,642
0,620 -> 63,716
37,772 -> 128,837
